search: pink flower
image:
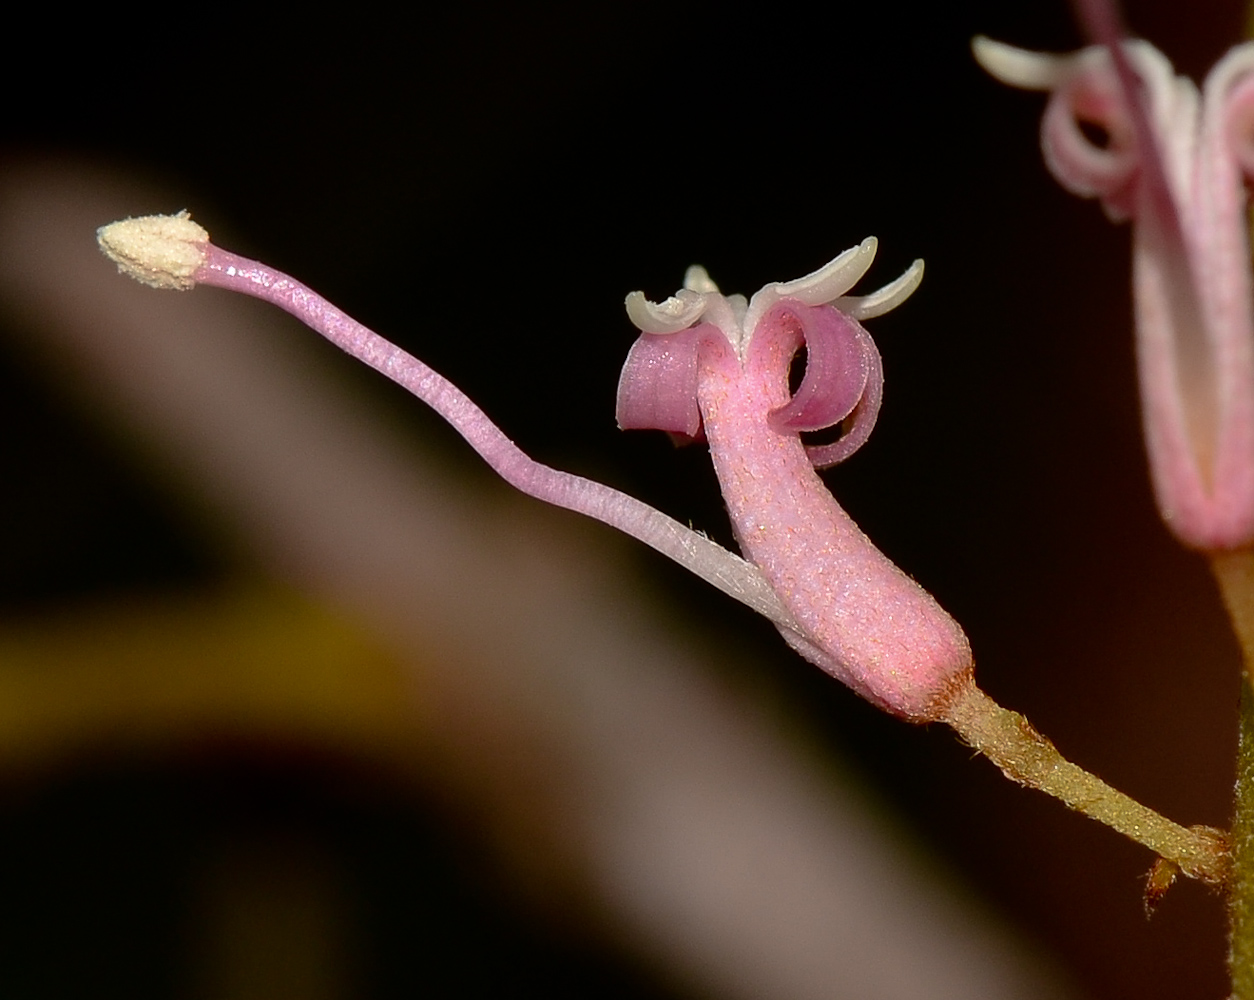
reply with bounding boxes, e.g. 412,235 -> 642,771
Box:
616,245 -> 972,719
97,218 -> 973,721
975,33 -> 1254,551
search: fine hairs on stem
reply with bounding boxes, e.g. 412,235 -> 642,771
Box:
97,213 -> 1230,889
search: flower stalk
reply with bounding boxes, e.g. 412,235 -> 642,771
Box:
943,675 -> 1228,886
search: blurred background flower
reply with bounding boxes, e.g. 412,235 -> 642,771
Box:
0,2 -> 1243,998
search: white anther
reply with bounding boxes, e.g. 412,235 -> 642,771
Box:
741,238 -> 879,338
96,211 -> 209,291
834,259 -> 924,320
775,237 -> 878,304
971,36 -> 1075,91
624,288 -> 709,334
684,265 -> 721,294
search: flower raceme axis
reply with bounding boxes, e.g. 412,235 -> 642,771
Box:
976,36 -> 1254,551
97,216 -> 973,721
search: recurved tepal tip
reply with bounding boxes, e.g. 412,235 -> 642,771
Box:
97,211 -> 209,291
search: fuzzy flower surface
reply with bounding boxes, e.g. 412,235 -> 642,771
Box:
617,245 -> 972,720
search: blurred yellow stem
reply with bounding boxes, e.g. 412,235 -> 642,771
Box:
0,587 -> 416,772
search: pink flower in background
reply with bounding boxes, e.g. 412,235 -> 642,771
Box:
976,33 -> 1254,550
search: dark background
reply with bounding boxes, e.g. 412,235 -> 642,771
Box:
0,1 -> 1248,997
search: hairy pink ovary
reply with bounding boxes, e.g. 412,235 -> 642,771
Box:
699,302 -> 973,720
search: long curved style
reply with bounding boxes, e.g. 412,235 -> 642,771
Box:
98,213 -> 969,721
